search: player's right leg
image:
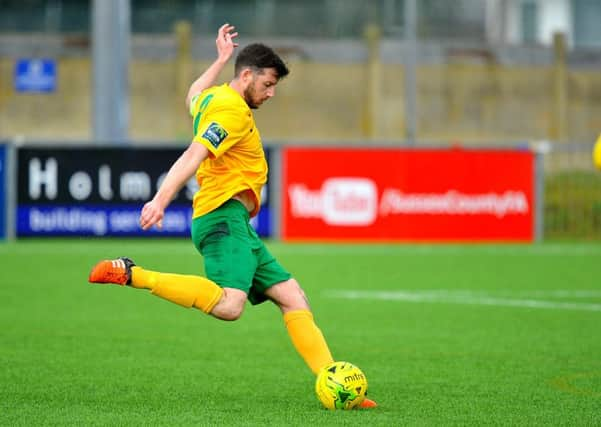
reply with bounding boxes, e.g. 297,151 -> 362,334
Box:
89,201 -> 255,320
88,257 -> 225,314
88,257 -> 134,286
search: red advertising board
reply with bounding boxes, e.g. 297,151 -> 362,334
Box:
282,147 -> 535,242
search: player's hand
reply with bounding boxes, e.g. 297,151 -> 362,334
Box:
216,23 -> 239,63
139,199 -> 165,231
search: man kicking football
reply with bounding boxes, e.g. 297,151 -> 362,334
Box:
88,23 -> 376,409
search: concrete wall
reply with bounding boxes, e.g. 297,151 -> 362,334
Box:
1,55 -> 600,145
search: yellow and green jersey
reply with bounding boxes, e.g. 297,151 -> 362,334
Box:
189,83 -> 267,218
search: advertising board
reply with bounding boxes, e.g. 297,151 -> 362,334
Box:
283,147 -> 534,242
17,146 -> 272,237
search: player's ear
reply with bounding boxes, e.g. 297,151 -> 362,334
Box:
240,67 -> 254,84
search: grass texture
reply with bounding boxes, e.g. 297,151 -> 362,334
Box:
1,240 -> 600,426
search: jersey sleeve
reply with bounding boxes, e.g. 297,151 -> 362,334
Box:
189,94 -> 201,117
193,104 -> 250,158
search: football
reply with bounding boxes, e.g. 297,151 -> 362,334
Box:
315,361 -> 368,410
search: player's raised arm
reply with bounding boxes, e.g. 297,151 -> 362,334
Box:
185,23 -> 239,110
139,142 -> 209,230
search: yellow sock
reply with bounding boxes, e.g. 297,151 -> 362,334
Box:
131,266 -> 223,314
284,309 -> 334,375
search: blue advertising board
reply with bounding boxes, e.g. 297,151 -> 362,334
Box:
0,145 -> 6,239
16,146 -> 272,237
14,58 -> 57,93
16,205 -> 193,237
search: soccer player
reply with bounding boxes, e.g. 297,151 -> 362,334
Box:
88,24 -> 376,409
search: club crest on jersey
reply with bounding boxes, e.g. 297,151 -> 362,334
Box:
202,122 -> 228,148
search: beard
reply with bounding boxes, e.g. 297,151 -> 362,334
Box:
243,84 -> 260,109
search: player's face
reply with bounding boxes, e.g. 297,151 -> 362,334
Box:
244,68 -> 279,109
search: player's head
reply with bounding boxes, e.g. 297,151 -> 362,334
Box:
234,43 -> 289,109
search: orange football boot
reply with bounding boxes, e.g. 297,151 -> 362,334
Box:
358,397 -> 378,409
88,257 -> 135,285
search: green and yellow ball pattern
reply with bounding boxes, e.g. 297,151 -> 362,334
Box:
315,361 -> 368,410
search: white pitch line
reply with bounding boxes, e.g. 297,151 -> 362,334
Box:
360,289 -> 601,299
326,290 -> 601,312
516,290 -> 601,298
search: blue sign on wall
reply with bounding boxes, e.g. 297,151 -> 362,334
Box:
14,58 -> 57,93
0,145 -> 6,239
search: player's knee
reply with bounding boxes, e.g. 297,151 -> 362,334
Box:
288,280 -> 308,305
213,305 -> 244,321
210,288 -> 246,321
266,278 -> 310,312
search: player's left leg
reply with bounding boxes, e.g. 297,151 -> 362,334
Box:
246,229 -> 336,376
263,278 -> 334,374
250,231 -> 377,408
263,278 -> 377,409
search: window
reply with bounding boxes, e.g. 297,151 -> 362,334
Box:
521,1 -> 538,44
572,0 -> 601,48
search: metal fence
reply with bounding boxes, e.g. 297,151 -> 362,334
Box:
543,142 -> 601,240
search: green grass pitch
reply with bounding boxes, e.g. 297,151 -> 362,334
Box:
1,239 -> 600,425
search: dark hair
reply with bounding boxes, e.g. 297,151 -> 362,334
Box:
234,43 -> 289,79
